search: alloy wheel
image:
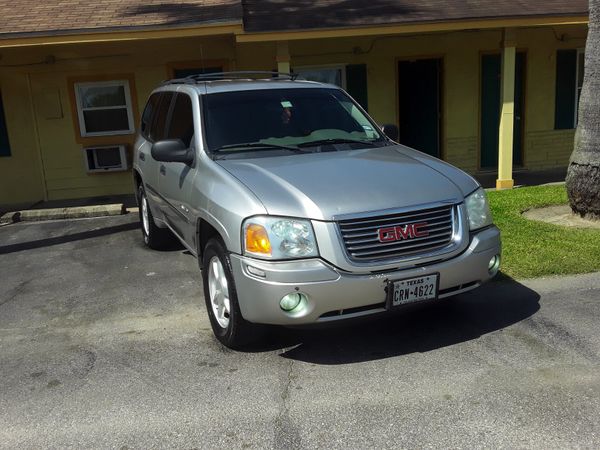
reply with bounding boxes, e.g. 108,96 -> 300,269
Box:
208,256 -> 231,329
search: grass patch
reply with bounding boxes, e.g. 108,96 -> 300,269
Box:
488,184 -> 600,279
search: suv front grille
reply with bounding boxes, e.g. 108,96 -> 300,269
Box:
337,204 -> 456,262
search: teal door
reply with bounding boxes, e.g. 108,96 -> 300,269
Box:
398,58 -> 442,157
480,53 -> 525,168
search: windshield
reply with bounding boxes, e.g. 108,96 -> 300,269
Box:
202,88 -> 386,157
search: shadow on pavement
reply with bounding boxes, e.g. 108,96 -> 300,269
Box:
0,221 -> 139,255
260,276 -> 540,364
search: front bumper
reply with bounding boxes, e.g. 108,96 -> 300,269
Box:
230,226 -> 501,325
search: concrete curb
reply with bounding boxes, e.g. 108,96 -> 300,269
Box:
0,204 -> 126,225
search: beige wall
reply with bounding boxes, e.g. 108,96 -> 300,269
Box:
288,25 -> 586,172
0,24 -> 588,206
517,26 -> 586,169
0,72 -> 46,206
0,36 -> 236,205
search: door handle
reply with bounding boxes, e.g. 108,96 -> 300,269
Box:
139,152 -> 145,161
160,165 -> 166,176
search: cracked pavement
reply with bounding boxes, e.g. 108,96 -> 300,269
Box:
1,214 -> 599,448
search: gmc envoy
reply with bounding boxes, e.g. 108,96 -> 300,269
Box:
133,72 -> 501,348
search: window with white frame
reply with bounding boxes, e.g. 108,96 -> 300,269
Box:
574,48 -> 585,126
74,80 -> 135,137
294,65 -> 346,89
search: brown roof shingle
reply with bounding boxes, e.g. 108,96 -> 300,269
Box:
0,0 -> 242,38
0,0 -> 589,39
242,0 -> 589,32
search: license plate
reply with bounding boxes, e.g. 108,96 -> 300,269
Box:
387,274 -> 439,308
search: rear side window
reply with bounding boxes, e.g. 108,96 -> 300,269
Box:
166,93 -> 194,147
149,92 -> 174,142
141,93 -> 161,139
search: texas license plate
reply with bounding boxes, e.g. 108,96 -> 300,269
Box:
388,274 -> 439,308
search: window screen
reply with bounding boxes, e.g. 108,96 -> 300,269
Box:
95,147 -> 122,167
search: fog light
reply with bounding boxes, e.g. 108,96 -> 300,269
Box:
488,254 -> 501,276
280,292 -> 306,312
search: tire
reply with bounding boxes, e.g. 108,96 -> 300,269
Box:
138,184 -> 175,250
202,237 -> 262,349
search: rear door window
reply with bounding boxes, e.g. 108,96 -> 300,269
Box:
149,92 -> 174,142
166,93 -> 194,148
140,93 -> 161,139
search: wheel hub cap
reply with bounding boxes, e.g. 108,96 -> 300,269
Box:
208,256 -> 231,329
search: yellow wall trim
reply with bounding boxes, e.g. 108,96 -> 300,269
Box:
236,16 -> 588,43
0,22 -> 243,49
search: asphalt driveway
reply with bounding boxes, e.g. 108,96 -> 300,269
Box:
1,215 -> 599,449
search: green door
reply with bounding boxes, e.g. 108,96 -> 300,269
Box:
480,53 -> 525,168
398,58 -> 442,157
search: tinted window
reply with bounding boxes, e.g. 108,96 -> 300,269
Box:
141,93 -> 161,139
0,91 -> 10,157
166,94 -> 194,147
149,92 -> 174,142
203,88 -> 382,153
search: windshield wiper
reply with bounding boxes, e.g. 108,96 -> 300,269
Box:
296,138 -> 379,148
212,142 -> 305,154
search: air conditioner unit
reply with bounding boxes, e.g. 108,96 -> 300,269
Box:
83,145 -> 128,173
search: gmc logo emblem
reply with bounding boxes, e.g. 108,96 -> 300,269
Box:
378,223 -> 429,243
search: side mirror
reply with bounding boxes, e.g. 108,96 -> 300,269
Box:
382,124 -> 399,142
151,139 -> 194,165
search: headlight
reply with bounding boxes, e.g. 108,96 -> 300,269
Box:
465,187 -> 493,230
243,216 -> 319,259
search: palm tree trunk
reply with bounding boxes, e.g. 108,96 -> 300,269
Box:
566,0 -> 600,219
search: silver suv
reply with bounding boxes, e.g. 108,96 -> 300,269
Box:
133,72 -> 501,348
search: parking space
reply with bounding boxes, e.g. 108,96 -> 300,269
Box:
1,215 -> 599,448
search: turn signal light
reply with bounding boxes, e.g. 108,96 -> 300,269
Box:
245,224 -> 272,255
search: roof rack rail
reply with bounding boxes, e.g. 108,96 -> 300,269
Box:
162,71 -> 299,85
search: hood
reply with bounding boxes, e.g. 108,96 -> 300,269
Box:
216,146 -> 478,220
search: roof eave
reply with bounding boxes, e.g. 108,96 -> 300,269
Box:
237,14 -> 589,43
0,20 -> 243,48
